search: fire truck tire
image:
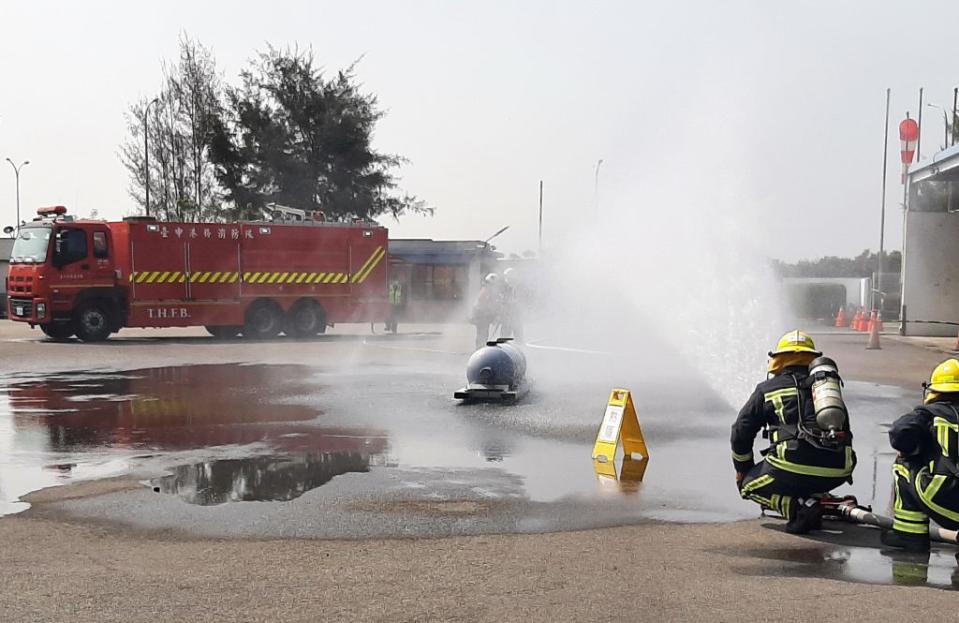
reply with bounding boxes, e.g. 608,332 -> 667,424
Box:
74,302 -> 113,342
244,300 -> 283,339
40,322 -> 75,341
287,300 -> 326,338
205,325 -> 242,339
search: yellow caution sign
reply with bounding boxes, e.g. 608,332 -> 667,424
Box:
591,388 -> 648,463
593,456 -> 649,492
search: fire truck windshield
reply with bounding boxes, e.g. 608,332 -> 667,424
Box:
10,225 -> 52,264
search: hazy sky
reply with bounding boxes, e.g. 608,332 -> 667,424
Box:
2,1 -> 958,261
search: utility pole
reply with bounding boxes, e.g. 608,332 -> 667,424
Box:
143,97 -> 160,216
953,88 -> 957,146
593,159 -> 604,212
878,88 -> 890,313
917,88 -> 923,161
538,180 -> 543,255
5,158 -> 30,235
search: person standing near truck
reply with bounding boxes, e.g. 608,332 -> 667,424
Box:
386,279 -> 403,333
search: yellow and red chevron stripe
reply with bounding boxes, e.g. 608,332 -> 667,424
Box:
129,246 -> 386,286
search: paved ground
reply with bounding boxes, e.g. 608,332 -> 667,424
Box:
1,320 -> 957,621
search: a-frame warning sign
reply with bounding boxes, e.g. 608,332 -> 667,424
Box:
591,388 -> 648,463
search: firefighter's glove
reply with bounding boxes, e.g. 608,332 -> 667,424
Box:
735,471 -> 746,492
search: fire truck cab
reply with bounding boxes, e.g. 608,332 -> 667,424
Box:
6,206 -> 389,342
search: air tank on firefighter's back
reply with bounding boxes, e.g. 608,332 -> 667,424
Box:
808,356 -> 848,434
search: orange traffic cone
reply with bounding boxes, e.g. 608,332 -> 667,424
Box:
874,310 -> 885,333
866,310 -> 881,349
834,307 -> 848,328
852,309 -> 864,331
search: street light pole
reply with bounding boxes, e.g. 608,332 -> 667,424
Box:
926,103 -> 950,149
593,159 -> 604,213
143,97 -> 160,216
5,158 -> 30,235
878,89 -> 890,314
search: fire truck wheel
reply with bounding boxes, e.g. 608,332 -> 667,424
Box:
244,300 -> 283,339
287,300 -> 326,338
74,302 -> 113,342
40,322 -> 75,341
205,326 -> 242,339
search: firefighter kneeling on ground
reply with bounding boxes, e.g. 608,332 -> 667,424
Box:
731,331 -> 857,534
883,358 -> 959,552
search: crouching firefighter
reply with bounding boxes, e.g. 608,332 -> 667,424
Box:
883,358 -> 959,552
731,331 -> 856,534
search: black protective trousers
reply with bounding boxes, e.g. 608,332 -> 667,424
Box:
891,458 -> 959,537
740,460 -> 850,519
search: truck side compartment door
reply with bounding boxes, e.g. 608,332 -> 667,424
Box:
129,224 -> 189,301
186,224 -> 241,301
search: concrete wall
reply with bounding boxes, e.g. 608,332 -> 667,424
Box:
902,211 -> 959,336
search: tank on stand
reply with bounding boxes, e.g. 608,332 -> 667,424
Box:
454,338 -> 530,403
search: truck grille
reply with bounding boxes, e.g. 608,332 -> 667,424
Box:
9,276 -> 34,295
9,298 -> 33,319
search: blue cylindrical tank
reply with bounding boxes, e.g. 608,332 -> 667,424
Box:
466,342 -> 527,387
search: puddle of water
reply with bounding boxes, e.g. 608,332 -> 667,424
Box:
6,364 -> 324,450
0,357 -> 924,533
153,452 -> 371,505
726,543 -> 959,591
0,364 -> 387,514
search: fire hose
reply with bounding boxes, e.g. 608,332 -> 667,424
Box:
821,495 -> 959,545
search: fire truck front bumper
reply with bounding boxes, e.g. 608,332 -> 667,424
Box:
8,297 -> 49,323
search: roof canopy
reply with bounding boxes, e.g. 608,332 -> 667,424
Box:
909,143 -> 959,183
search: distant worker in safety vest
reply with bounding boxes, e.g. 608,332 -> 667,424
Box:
883,358 -> 959,551
731,331 -> 856,534
386,279 -> 403,333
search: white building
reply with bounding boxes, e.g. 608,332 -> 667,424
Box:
902,144 -> 959,336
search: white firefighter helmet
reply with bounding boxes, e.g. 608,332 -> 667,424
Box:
484,273 -> 498,284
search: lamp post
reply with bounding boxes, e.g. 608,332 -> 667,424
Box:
5,158 -> 30,235
143,97 -> 160,216
593,159 -> 604,212
925,103 -> 951,149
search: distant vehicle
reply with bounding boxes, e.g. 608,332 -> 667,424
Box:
6,206 -> 389,341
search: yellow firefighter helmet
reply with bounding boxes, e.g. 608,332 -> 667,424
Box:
768,330 -> 822,357
928,358 -> 959,394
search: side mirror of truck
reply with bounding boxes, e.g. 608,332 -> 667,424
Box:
2,226 -> 13,236
52,235 -> 65,268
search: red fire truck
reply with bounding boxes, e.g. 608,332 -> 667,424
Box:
5,206 -> 389,341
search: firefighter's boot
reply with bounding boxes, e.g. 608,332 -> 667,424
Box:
785,497 -> 823,534
881,528 -> 931,552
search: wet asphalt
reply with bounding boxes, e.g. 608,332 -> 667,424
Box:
0,323 -> 918,546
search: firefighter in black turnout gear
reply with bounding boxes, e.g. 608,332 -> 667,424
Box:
731,331 -> 856,534
883,358 -> 959,552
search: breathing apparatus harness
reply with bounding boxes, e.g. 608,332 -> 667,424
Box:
762,358 -> 850,453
